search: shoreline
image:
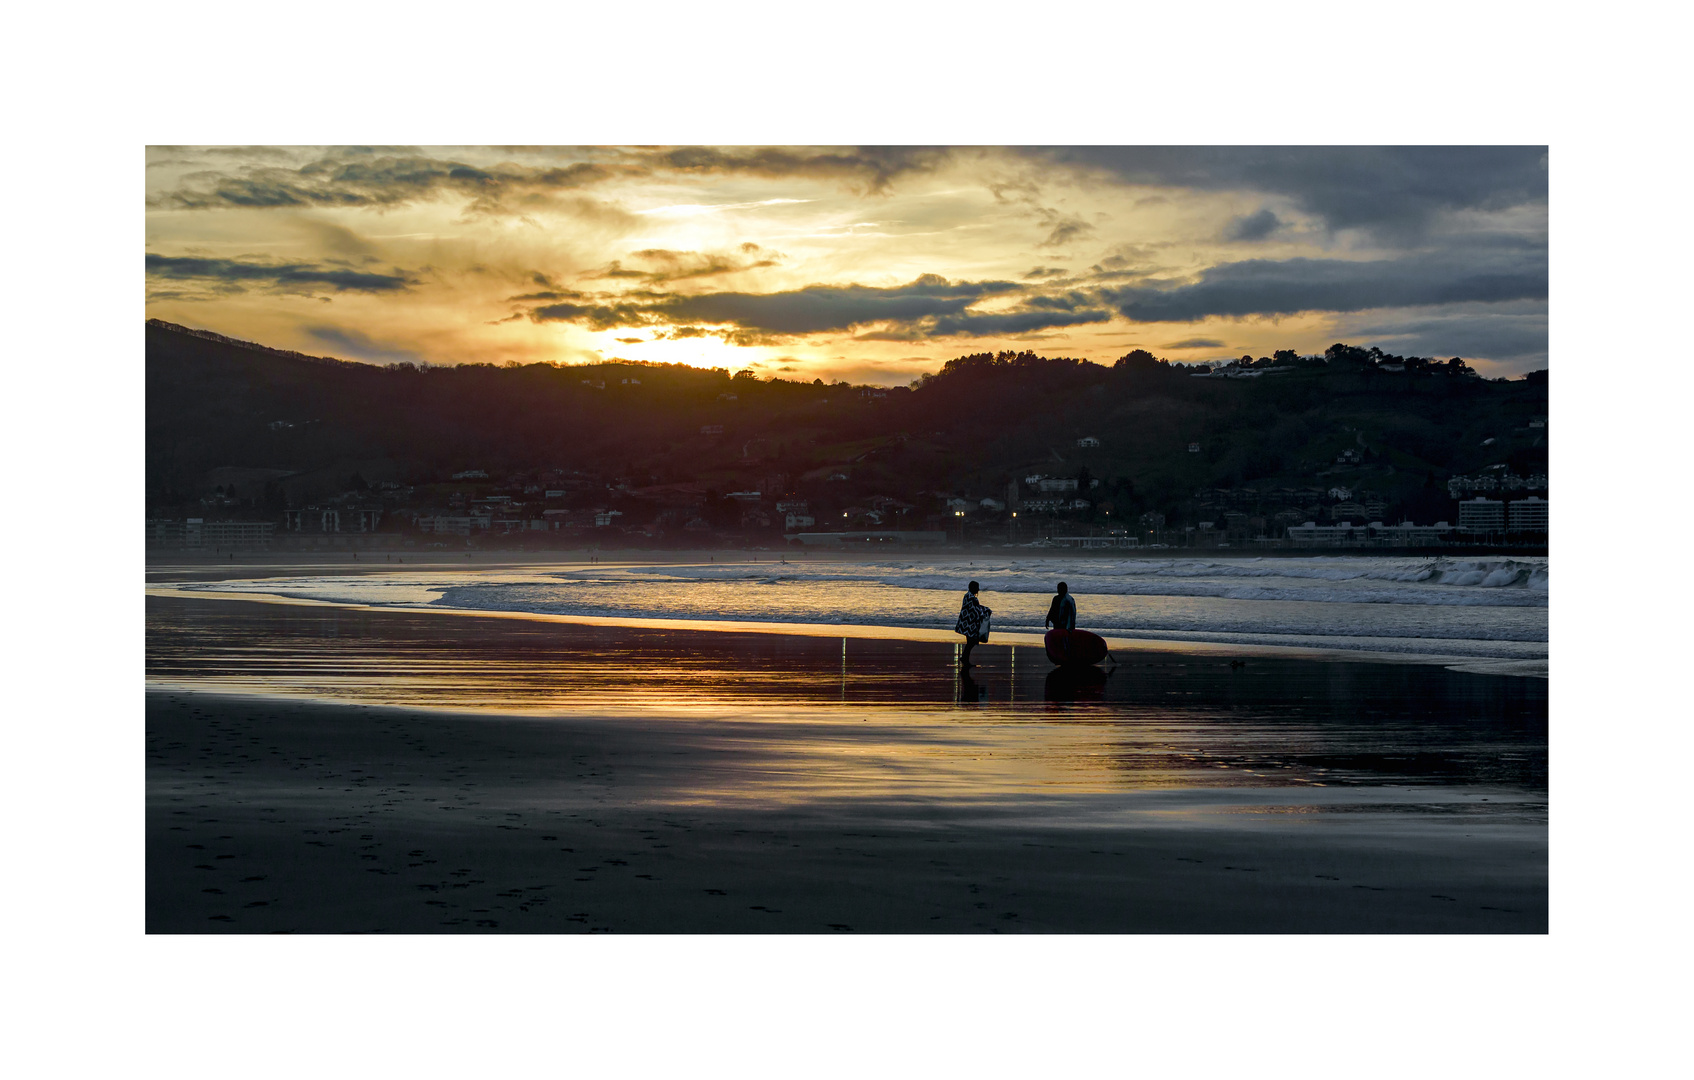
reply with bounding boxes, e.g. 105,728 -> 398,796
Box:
145,579 -> 1548,678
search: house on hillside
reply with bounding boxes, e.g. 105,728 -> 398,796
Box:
1076,436 -> 1101,448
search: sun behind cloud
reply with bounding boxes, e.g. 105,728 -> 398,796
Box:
145,146 -> 1548,381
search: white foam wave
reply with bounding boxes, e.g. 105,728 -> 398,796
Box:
593,556 -> 1547,608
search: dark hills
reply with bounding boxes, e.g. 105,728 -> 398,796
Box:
146,319 -> 1547,536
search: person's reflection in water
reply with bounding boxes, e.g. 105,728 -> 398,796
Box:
957,667 -> 987,704
1044,665 -> 1108,703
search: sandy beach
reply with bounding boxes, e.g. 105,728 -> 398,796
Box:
146,587 -> 1547,933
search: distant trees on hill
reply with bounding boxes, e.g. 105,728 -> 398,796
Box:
146,320 -> 1545,534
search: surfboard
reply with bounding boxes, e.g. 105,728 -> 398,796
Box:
1044,628 -> 1109,667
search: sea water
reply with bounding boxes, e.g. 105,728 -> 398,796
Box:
173,555 -> 1548,665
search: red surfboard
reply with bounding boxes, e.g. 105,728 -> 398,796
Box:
1044,628 -> 1109,667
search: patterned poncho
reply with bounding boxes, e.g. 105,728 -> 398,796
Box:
954,592 -> 990,637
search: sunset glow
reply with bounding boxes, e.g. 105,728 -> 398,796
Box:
145,146 -> 1548,382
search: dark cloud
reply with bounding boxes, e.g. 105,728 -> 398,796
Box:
1223,208 -> 1281,242
1037,209 -> 1093,248
1020,291 -> 1097,312
1163,338 -> 1226,349
1338,303 -> 1548,367
156,156 -> 621,212
591,248 -> 783,284
648,146 -> 946,194
589,262 -> 650,280
926,308 -> 1113,337
508,289 -> 585,301
528,300 -> 661,331
1100,245 -> 1546,322
1027,146 -> 1547,239
144,253 -> 414,294
526,273 -> 1112,341
304,325 -> 426,364
658,275 -> 1021,335
1024,266 -> 1068,279
153,146 -> 951,213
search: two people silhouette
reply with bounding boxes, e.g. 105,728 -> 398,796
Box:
954,580 -> 1079,667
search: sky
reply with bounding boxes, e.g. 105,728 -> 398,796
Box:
144,146 -> 1548,384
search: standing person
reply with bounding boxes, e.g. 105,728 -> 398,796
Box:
1045,581 -> 1077,632
954,580 -> 992,667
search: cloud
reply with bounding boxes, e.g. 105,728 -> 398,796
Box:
1162,338 -> 1226,349
144,253 -> 415,294
1100,245 -> 1546,322
152,146 -> 952,214
508,289 -> 585,301
522,273 -> 1124,342
1027,146 -> 1547,240
304,325 -> 427,364
1037,209 -> 1093,248
587,247 -> 783,284
155,155 -> 622,212
648,146 -> 946,194
925,308 -> 1113,337
1335,302 -> 1548,368
1023,266 -> 1068,279
1223,208 -> 1281,242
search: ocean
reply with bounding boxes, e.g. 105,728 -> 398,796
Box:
175,554 -> 1548,670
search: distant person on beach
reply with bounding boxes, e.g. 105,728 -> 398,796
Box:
954,580 -> 992,667
1045,582 -> 1077,632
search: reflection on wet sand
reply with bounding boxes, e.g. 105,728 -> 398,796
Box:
146,594 -> 1548,932
148,596 -> 1546,795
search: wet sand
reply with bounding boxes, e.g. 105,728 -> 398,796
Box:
146,596 -> 1547,933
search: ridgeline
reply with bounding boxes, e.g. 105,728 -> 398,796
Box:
146,319 -> 1547,544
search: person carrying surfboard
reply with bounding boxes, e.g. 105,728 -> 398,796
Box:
1045,582 -> 1077,632
1041,583 -> 1112,667
954,580 -> 992,667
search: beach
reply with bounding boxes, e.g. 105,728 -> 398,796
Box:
146,573 -> 1547,933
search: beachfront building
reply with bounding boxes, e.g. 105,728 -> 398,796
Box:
1288,522 -> 1363,546
284,508 -> 383,533
1508,496 -> 1549,532
1370,521 -> 1454,545
785,530 -> 947,546
1048,535 -> 1140,548
1458,498 -> 1506,533
416,514 -> 491,536
147,518 -> 276,548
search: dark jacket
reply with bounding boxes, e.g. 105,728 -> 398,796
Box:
1046,592 -> 1076,631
